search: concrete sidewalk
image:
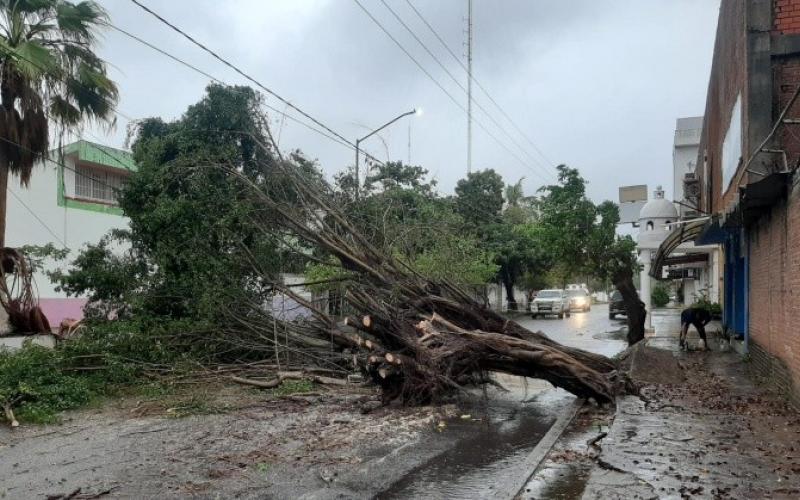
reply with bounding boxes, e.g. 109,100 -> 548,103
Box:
583,311 -> 800,499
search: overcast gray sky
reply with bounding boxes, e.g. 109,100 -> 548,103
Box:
90,0 -> 721,204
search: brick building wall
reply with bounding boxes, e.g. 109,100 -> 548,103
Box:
774,0 -> 800,34
696,0 -> 748,215
698,0 -> 800,400
748,188 -> 800,397
774,57 -> 800,166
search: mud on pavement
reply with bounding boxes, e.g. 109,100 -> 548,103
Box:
0,384 -> 462,499
583,349 -> 800,499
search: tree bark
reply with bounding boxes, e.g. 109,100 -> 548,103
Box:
0,165 -> 7,248
502,271 -> 517,311
613,268 -> 646,345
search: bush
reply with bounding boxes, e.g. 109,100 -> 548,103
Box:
0,317 -> 215,425
651,283 -> 670,308
0,344 -> 97,424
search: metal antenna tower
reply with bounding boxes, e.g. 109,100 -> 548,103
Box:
466,0 -> 473,173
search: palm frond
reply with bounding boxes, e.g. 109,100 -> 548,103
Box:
0,0 -> 117,184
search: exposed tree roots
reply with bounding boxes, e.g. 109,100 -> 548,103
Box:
215,160 -> 635,406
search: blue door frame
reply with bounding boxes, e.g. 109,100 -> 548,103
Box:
723,229 -> 748,339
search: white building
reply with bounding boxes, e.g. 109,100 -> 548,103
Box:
637,186 -> 679,330
7,140 -> 134,326
672,116 -> 703,217
637,185 -> 721,330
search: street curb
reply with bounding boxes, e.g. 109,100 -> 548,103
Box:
492,397 -> 585,499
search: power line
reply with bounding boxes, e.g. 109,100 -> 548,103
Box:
0,27 -> 384,171
127,0 -> 546,185
404,0 -> 556,169
381,0 -> 555,179
2,16 -> 538,230
0,136 -> 119,193
351,0 -> 551,184
129,0 -> 361,156
7,187 -> 67,248
105,23 -> 366,159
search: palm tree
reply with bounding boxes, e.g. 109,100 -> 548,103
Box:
0,0 -> 118,247
505,178 -> 525,208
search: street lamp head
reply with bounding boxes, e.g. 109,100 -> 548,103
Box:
414,107 -> 423,117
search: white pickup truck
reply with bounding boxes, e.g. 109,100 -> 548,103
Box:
530,289 -> 570,319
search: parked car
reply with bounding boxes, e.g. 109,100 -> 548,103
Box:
531,289 -> 570,319
567,289 -> 591,312
608,290 -> 626,319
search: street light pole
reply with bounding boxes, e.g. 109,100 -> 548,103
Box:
355,108 -> 418,200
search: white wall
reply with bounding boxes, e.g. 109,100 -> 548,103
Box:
673,116 -> 702,214
7,157 -> 129,298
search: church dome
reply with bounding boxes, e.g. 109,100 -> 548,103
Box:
639,186 -> 677,220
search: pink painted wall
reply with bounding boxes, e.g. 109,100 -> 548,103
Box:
38,298 -> 87,329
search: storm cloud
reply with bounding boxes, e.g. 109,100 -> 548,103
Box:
91,0 -> 720,203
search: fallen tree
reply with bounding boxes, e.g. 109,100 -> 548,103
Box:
41,86 -> 634,410
212,153 -> 633,405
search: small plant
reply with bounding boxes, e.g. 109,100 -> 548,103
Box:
651,283 -> 670,308
692,288 -> 722,318
256,462 -> 270,475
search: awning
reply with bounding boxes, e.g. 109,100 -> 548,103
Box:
649,219 -> 708,279
739,171 -> 790,226
696,216 -> 726,245
661,253 -> 709,266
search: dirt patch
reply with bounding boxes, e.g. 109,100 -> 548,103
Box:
0,382 -> 460,499
617,343 -> 685,386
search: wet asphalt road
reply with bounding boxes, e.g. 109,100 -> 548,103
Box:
378,305 -> 628,499
521,303 -> 629,357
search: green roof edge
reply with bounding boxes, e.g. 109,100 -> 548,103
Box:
61,139 -> 137,172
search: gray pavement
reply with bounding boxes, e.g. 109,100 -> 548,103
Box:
582,309 -> 800,500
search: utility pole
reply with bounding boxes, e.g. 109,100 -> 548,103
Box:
466,0 -> 473,174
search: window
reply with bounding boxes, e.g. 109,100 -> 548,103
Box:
646,221 -> 654,231
721,94 -> 742,193
74,164 -> 127,204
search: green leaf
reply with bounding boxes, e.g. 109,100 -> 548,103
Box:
6,40 -> 56,78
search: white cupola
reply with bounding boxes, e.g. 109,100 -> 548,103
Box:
638,185 -> 678,233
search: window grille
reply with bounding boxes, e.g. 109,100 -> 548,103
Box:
74,164 -> 127,204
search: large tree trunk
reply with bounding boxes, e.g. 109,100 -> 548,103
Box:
502,272 -> 518,311
0,166 -> 7,248
613,268 -> 646,345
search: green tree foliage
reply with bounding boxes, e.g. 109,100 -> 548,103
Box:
51,231 -> 144,319
651,283 -> 670,308
325,161 -> 497,288
452,173 -> 550,310
56,84 -> 319,321
454,169 -> 504,226
412,232 -> 497,285
537,165 -> 598,281
0,0 -> 118,246
504,177 -> 537,225
536,164 -> 644,343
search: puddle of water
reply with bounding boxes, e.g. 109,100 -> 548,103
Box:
520,462 -> 593,500
377,388 -> 571,500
